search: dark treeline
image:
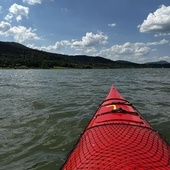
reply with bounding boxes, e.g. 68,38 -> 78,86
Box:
0,41 -> 170,69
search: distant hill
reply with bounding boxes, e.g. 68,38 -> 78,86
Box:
0,41 -> 30,53
0,41 -> 119,68
144,60 -> 170,68
145,60 -> 169,65
0,41 -> 170,68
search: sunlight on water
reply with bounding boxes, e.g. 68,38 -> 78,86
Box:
0,69 -> 170,169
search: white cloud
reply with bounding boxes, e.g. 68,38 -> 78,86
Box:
108,23 -> 116,27
98,42 -> 150,61
154,33 -> 170,37
138,5 -> 170,33
4,13 -> 14,22
9,26 -> 41,43
5,3 -> 29,22
0,21 -> 11,32
23,0 -> 42,5
0,21 -> 41,43
40,40 -> 71,51
158,55 -> 170,62
31,32 -> 108,53
97,39 -> 170,62
27,34 -> 169,63
71,32 -> 108,49
147,39 -> 169,46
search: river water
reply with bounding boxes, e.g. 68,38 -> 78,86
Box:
0,69 -> 170,170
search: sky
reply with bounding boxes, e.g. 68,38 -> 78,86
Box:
0,0 -> 170,63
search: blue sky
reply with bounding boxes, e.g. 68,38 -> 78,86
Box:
0,0 -> 170,63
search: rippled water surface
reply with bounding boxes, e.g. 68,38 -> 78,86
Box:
0,69 -> 170,169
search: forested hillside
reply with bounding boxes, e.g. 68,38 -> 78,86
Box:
0,41 -> 169,68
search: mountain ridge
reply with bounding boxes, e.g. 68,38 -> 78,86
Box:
0,41 -> 169,68
145,60 -> 169,64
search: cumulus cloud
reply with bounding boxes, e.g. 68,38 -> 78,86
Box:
5,3 -> 29,22
39,40 -> 71,51
154,33 -> 170,37
23,0 -> 42,5
27,33 -> 169,63
9,26 -> 41,43
0,21 -> 11,32
98,42 -> 150,60
0,21 -> 41,43
138,5 -> 170,33
97,39 -> 170,62
108,23 -> 116,27
4,13 -> 14,22
147,39 -> 169,46
31,32 -> 108,53
158,55 -> 170,62
71,32 -> 108,49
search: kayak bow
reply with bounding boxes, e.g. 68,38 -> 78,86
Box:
61,86 -> 170,170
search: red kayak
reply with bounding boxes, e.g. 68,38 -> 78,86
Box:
61,86 -> 170,169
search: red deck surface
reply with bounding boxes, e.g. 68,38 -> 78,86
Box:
61,86 -> 170,169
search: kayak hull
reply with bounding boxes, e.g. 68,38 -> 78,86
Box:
61,86 -> 170,169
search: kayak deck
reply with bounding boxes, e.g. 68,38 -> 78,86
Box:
62,124 -> 170,169
61,86 -> 170,169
